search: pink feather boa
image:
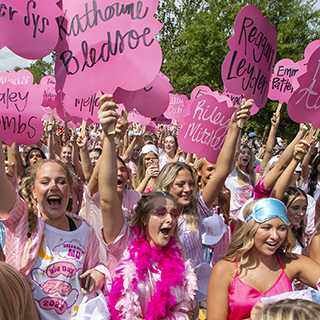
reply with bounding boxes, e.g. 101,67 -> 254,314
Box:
108,230 -> 197,319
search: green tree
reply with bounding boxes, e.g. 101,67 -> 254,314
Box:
25,58 -> 54,84
156,0 -> 320,141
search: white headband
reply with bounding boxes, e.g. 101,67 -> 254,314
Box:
141,144 -> 158,156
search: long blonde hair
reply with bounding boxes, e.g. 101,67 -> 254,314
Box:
154,162 -> 199,233
0,262 -> 34,320
235,145 -> 256,186
260,299 -> 320,320
222,219 -> 296,272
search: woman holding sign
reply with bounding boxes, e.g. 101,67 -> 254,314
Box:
97,94 -> 197,319
207,197 -> 320,320
154,100 -> 253,267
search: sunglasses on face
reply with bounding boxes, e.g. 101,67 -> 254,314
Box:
149,206 -> 180,218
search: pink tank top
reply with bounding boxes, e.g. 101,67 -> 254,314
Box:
228,253 -> 292,320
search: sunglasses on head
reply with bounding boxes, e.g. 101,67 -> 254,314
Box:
149,206 -> 180,218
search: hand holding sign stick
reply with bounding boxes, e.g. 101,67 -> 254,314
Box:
236,99 -> 254,128
98,94 -> 119,137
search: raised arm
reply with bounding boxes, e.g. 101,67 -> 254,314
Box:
260,113 -> 279,171
77,131 -> 93,182
98,94 -> 124,244
271,139 -> 310,200
12,142 -> 25,177
201,99 -> 253,208
0,139 -> 17,217
263,125 -> 310,191
301,139 -> 316,180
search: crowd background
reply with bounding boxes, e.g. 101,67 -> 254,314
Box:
1,96 -> 320,319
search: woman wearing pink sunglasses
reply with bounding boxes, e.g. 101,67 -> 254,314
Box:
98,94 -> 197,319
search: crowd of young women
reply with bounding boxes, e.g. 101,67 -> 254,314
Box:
1,94 -> 320,319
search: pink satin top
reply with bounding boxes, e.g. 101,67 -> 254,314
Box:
228,253 -> 292,320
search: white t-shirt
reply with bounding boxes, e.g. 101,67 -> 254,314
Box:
28,222 -> 90,319
225,168 -> 253,217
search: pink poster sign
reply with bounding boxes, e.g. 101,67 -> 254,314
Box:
178,92 -> 236,163
268,59 -> 301,104
221,5 -> 277,109
164,93 -> 188,121
40,76 -> 59,109
56,91 -> 83,124
127,109 -> 150,126
146,121 -> 156,133
153,114 -> 171,125
287,46 -> 320,128
62,91 -> 103,123
0,70 -> 44,146
222,88 -> 259,115
113,72 -> 173,118
298,40 -> 320,74
0,1 -> 61,59
55,0 -> 163,98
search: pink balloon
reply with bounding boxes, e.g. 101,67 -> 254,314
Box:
0,1 -> 61,59
0,69 -> 44,146
55,0 -> 163,98
164,93 -> 188,121
63,91 -> 103,123
268,59 -> 301,104
221,5 -> 277,109
287,46 -> 320,128
113,72 -> 173,117
178,92 -> 236,164
127,109 -> 150,126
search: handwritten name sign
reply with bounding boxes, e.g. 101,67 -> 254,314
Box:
222,88 -> 259,115
0,1 -> 61,59
113,72 -> 173,117
55,0 -> 163,98
127,108 -> 150,126
221,5 -> 277,109
287,46 -> 320,128
63,91 -> 103,123
178,92 -> 236,163
163,93 -> 187,122
268,59 -> 301,104
40,76 -> 59,110
0,69 -> 44,146
153,114 -> 171,125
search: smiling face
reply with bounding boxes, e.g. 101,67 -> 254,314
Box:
253,218 -> 288,256
238,147 -> 251,171
145,196 -> 178,249
287,195 -> 307,227
198,161 -> 216,187
60,146 -> 72,164
168,168 -> 195,211
131,144 -> 141,161
144,151 -> 158,169
164,136 -> 176,155
32,162 -> 70,227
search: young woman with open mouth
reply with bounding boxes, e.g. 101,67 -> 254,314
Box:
0,146 -> 106,319
97,94 -> 197,319
207,198 -> 320,320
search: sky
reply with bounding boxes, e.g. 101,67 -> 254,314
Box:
0,0 -> 319,72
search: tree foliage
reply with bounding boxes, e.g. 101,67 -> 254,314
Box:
156,0 -> 320,141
